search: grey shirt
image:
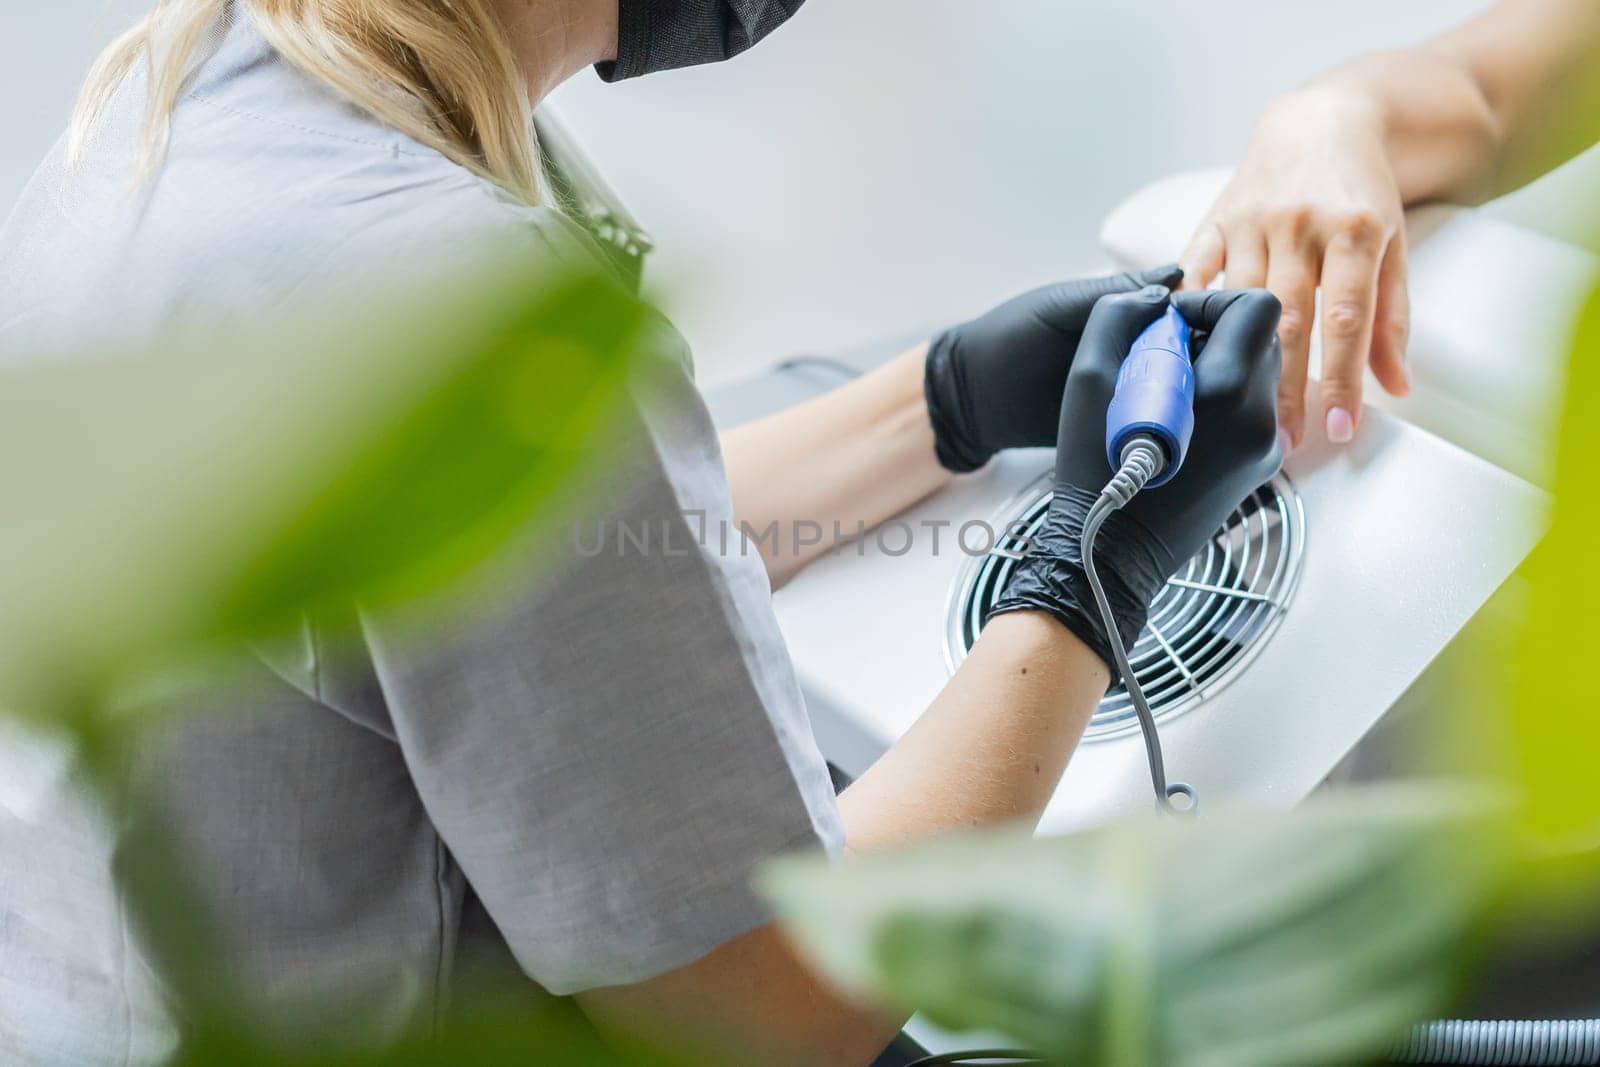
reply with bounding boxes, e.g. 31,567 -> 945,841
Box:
0,8 -> 842,1063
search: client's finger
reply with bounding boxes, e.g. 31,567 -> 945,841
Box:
1369,235 -> 1412,397
1264,240 -> 1318,451
1220,223 -> 1269,290
1317,216 -> 1387,444
1179,220 -> 1226,290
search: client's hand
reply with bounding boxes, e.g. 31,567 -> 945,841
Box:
1180,91 -> 1412,450
924,265 -> 1183,472
989,285 -> 1283,672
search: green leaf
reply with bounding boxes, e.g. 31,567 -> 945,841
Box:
760,785 -> 1507,1067
1508,285 -> 1600,866
0,253 -> 656,717
0,251 -> 666,1047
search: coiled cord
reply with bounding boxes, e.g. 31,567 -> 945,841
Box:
1081,438 -> 1197,814
905,1020 -> 1600,1065
1389,1019 -> 1600,1065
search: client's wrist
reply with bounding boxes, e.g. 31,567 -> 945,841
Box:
1263,82 -> 1387,146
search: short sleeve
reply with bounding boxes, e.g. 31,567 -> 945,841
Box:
358,351 -> 844,996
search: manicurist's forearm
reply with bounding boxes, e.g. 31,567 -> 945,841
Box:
837,612 -> 1110,853
580,612 -> 1111,1067
720,345 -> 952,588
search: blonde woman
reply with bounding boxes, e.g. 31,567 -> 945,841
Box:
0,1 -> 1282,1063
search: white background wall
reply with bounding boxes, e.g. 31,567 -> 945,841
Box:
3,3 -> 147,193
6,1 -> 1591,385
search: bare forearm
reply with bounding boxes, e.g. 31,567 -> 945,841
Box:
580,923 -> 899,1067
581,613 -> 1110,1065
838,611 -> 1109,852
1291,0 -> 1600,208
723,353 -> 1111,842
1437,0 -> 1600,195
721,346 -> 952,588
1278,53 -> 1499,207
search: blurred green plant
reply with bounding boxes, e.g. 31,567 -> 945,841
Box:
0,251 -> 665,1062
758,292 -> 1600,1067
0,255 -> 656,718
763,786 -> 1507,1067
1507,285 -> 1600,897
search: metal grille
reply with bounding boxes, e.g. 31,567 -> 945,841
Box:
945,473 -> 1306,741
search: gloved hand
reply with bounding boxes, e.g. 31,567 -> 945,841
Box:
924,265 -> 1185,472
989,285 -> 1284,672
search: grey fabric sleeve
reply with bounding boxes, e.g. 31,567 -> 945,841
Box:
358,363 -> 845,996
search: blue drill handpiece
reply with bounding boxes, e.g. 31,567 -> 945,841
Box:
1104,305 -> 1196,487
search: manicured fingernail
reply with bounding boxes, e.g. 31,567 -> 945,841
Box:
1398,359 -> 1412,390
1326,406 -> 1355,444
1277,427 -> 1294,457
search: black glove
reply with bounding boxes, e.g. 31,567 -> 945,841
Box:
924,265 -> 1185,472
989,285 -> 1284,672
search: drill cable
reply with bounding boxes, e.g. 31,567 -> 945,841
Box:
1082,439 -> 1196,814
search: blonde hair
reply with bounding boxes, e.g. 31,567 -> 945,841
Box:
71,0 -> 543,203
